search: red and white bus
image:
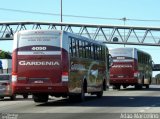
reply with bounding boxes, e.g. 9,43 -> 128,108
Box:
12,30 -> 112,102
109,48 -> 152,89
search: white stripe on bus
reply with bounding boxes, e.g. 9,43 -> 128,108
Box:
18,51 -> 61,55
113,59 -> 134,62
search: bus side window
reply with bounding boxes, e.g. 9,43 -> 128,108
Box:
79,40 -> 83,58
97,45 -> 100,60
91,43 -> 94,59
85,42 -> 89,58
99,46 -> 102,61
88,43 -> 91,58
72,38 -> 77,57
69,37 -> 73,57
102,47 -> 105,61
82,41 -> 85,58
76,39 -> 79,57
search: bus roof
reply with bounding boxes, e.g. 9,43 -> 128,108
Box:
16,29 -> 106,47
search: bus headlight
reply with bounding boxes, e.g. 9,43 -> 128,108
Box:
12,75 -> 17,82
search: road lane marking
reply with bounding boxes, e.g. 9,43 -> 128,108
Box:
145,107 -> 151,110
140,110 -> 145,112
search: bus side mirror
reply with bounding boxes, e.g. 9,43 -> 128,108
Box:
108,54 -> 113,69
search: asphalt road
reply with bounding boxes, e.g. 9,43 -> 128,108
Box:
1,85 -> 160,119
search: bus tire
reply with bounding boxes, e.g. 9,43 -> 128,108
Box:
0,97 -> 4,100
123,85 -> 127,89
33,94 -> 48,103
69,90 -> 85,102
10,95 -> 16,100
116,85 -> 120,90
149,77 -> 152,84
103,79 -> 107,91
146,84 -> 149,89
23,94 -> 28,99
71,81 -> 86,102
113,85 -> 116,89
77,84 -> 85,102
135,84 -> 142,90
96,89 -> 103,98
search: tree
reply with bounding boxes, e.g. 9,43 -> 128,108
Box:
0,50 -> 12,59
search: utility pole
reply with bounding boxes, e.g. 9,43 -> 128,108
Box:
60,0 -> 63,30
122,17 -> 126,47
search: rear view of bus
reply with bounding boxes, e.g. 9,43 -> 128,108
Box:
12,30 -> 69,102
109,48 -> 152,89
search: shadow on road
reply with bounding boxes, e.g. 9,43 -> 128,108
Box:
119,88 -> 160,91
37,95 -> 160,107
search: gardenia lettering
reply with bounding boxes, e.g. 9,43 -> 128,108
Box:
19,61 -> 60,66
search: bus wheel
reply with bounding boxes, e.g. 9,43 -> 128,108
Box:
113,85 -> 116,89
69,83 -> 86,102
69,95 -> 77,102
123,85 -> 127,89
77,85 -> 85,102
96,84 -> 103,98
116,85 -> 121,90
23,94 -> 28,99
103,80 -> 107,91
145,84 -> 149,89
10,95 -> 16,100
0,97 -> 4,100
135,84 -> 142,89
33,94 -> 48,103
69,92 -> 85,102
96,90 -> 103,98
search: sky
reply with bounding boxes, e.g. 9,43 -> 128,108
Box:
0,0 -> 160,76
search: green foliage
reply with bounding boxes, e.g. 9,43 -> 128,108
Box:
0,50 -> 12,59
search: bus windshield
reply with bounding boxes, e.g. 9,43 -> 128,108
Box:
110,48 -> 133,58
18,32 -> 61,55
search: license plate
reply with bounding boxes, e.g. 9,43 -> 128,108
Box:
118,75 -> 124,78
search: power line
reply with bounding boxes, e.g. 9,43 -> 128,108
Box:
0,8 -> 60,16
1,7 -> 160,22
0,7 -> 120,20
127,18 -> 160,22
